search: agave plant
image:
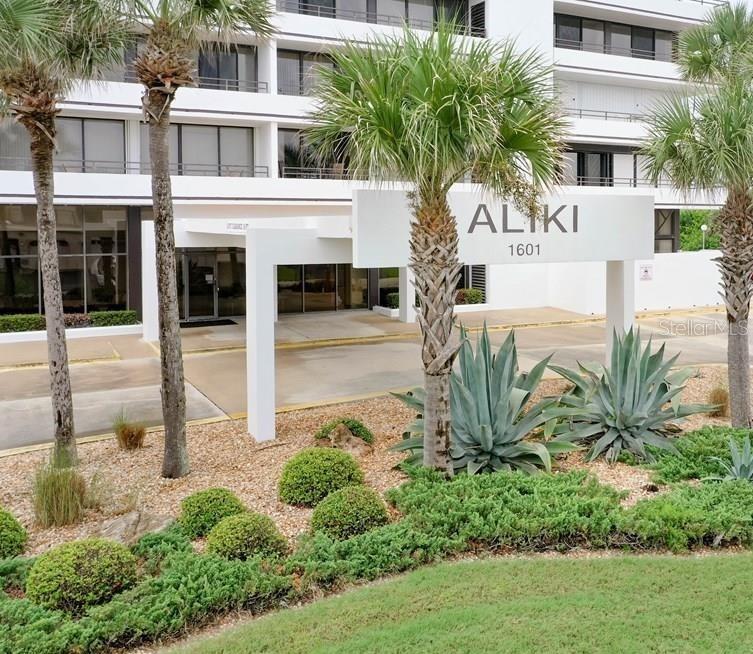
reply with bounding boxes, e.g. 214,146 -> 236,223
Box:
706,437 -> 753,481
547,329 -> 711,463
393,326 -> 577,475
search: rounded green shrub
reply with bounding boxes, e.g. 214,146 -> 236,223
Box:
206,512 -> 288,560
314,418 -> 374,444
311,486 -> 389,540
179,488 -> 245,539
26,538 -> 137,614
279,448 -> 364,507
0,508 -> 27,558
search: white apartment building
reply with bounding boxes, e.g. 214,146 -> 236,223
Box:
0,0 -> 727,338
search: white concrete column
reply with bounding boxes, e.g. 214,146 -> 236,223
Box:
140,220 -> 159,342
605,260 -> 635,359
125,119 -> 141,174
257,38 -> 277,96
246,229 -> 276,441
256,121 -> 279,179
398,266 -> 416,323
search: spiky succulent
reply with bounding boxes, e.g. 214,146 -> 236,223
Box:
706,437 -> 753,481
393,326 -> 576,475
547,329 -> 711,463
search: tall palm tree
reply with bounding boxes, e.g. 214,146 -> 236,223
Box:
124,0 -> 273,478
308,22 -> 566,472
642,2 -> 753,427
0,0 -> 130,462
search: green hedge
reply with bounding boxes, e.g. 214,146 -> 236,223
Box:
455,288 -> 483,305
0,310 -> 138,333
385,292 -> 400,309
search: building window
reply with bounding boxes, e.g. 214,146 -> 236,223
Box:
554,14 -> 676,61
0,118 -> 126,173
576,151 -> 613,186
277,263 -> 370,313
139,123 -> 257,177
277,49 -> 335,96
0,205 -> 128,314
655,209 -> 679,253
198,44 -> 259,92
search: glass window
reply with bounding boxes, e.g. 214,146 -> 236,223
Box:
277,50 -> 302,95
0,257 -> 38,314
379,0 -> 406,23
86,254 -> 127,311
55,206 -> 84,255
278,129 -> 304,175
0,205 -> 37,256
378,267 -> 399,306
277,264 -> 303,313
219,127 -> 253,176
606,23 -> 631,54
655,30 -> 674,62
337,0 -> 367,19
0,120 -> 31,170
304,264 -> 336,311
83,120 -> 125,173
408,0 -> 433,26
55,118 -> 84,172
217,250 -> 245,317
555,15 -> 580,47
237,45 -> 258,87
302,53 -> 334,95
57,256 -> 85,313
581,19 -> 604,53
84,207 -> 127,254
337,264 -> 368,310
198,49 -> 220,81
303,0 -> 335,17
632,26 -> 654,59
180,125 -> 219,176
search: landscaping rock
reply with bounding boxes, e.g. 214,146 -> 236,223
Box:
96,511 -> 173,546
331,423 -> 373,457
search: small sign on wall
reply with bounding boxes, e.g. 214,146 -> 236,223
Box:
639,264 -> 654,281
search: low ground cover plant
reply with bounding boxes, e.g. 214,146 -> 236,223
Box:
314,418 -> 374,444
0,508 -> 27,559
179,488 -> 246,539
207,512 -> 288,561
311,486 -> 389,540
278,448 -> 364,506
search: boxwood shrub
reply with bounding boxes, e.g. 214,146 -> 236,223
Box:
314,418 -> 374,444
0,507 -> 27,559
25,538 -> 137,614
311,486 -> 389,540
88,310 -> 139,327
455,288 -> 483,305
0,314 -> 46,333
385,292 -> 400,309
278,448 -> 364,507
207,512 -> 288,560
179,488 -> 246,539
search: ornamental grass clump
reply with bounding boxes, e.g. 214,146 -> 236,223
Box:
113,409 -> 146,450
315,418 -> 374,444
549,328 -> 711,463
311,486 -> 389,541
25,538 -> 137,614
207,512 -> 288,560
279,448 -> 364,506
179,488 -> 246,539
32,458 -> 87,527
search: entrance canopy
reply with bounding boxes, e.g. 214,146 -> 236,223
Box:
244,190 -> 655,442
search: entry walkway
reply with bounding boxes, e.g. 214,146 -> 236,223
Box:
0,306 -> 732,451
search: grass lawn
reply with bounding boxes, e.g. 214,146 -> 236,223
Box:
169,553 -> 753,654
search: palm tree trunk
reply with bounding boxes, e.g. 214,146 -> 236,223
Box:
29,120 -> 76,463
145,89 -> 189,478
410,193 -> 463,474
716,188 -> 753,427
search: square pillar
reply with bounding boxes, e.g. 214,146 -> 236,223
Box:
399,266 -> 416,323
605,260 -> 635,359
256,121 -> 279,179
246,229 -> 276,441
140,220 -> 159,342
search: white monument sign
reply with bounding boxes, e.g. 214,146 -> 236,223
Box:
352,190 -> 655,267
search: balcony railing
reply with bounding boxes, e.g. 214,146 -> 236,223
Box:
123,71 -> 268,93
0,157 -> 268,178
564,107 -> 647,122
280,165 -> 364,179
276,0 -> 485,37
554,37 -> 675,63
565,175 -> 719,190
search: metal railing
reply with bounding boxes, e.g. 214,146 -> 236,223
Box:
0,157 -> 269,178
123,71 -> 268,93
276,0 -> 485,37
564,107 -> 647,122
554,37 -> 675,62
564,175 -> 720,190
280,165 -> 363,179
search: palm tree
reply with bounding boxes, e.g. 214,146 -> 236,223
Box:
0,0 -> 129,462
124,0 -> 273,478
641,2 -> 753,427
307,22 -> 566,472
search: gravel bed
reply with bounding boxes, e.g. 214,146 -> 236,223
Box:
0,365 -> 732,556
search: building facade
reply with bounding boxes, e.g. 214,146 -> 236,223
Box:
0,0 -> 726,332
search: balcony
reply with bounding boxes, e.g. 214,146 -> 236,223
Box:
276,0 -> 485,37
279,165 -> 365,179
123,72 -> 268,94
563,107 -> 646,122
554,38 -> 675,63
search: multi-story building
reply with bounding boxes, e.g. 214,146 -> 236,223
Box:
0,0 -> 726,338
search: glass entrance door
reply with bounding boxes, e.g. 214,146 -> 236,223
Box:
186,251 -> 217,320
